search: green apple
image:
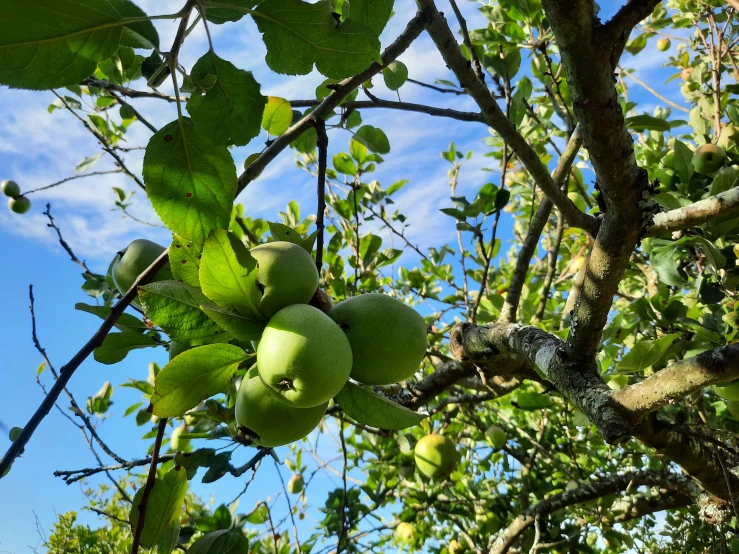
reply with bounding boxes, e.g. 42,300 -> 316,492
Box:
8,196 -> 30,214
414,434 -> 457,479
681,67 -> 694,81
1,180 -> 20,197
170,424 -> 190,451
169,341 -> 191,361
449,540 -> 466,554
657,38 -> 671,51
692,144 -> 726,175
235,370 -> 328,447
714,380 -> 739,402
287,473 -> 304,494
258,304 -> 352,408
567,192 -> 587,213
328,293 -> 427,385
485,425 -> 507,450
395,522 -> 417,544
250,241 -> 319,318
112,239 -> 173,296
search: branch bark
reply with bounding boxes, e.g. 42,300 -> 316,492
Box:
647,187 -> 739,236
0,249 -> 171,478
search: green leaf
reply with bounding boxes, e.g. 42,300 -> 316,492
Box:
188,530 -> 250,554
151,344 -> 249,417
252,0 -> 381,79
200,230 -> 264,322
353,125 -> 390,154
113,0 -> 159,50
616,334 -> 679,373
187,53 -> 267,146
382,61 -> 408,91
155,516 -> 180,554
267,222 -> 303,245
291,126 -> 318,153
626,114 -> 671,132
203,0 -> 259,24
333,153 -> 358,176
143,118 -> 237,247
710,166 -> 739,195
75,303 -> 148,333
440,208 -> 467,221
672,140 -> 694,185
139,281 -> 232,345
129,467 -> 188,549
261,96 -> 293,136
0,0 -> 131,90
245,504 -> 269,524
94,332 -> 157,365
515,391 -> 552,410
335,382 -> 424,430
170,234 -> 202,289
75,154 -> 103,173
346,0 -> 394,36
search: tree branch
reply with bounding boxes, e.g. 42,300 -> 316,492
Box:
290,98 -> 485,123
315,119 -> 328,271
415,0 -> 599,235
613,344 -> 739,423
601,0 -> 662,59
236,11 -> 429,196
647,187 -> 739,236
490,470 -> 729,554
0,249 -> 171,478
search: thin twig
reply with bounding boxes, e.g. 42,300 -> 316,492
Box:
337,419 -> 349,553
315,120 -> 328,272
131,417 -> 168,554
620,69 -> 690,113
273,458 -> 302,553
25,170 -> 123,195
43,204 -> 94,276
448,0 -> 485,82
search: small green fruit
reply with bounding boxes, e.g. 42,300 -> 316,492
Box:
681,67 -> 694,81
1,180 -> 20,197
250,241 -> 319,318
287,473 -> 304,494
449,539 -> 466,554
329,293 -> 427,385
657,38 -> 671,51
692,144 -> 726,175
235,371 -> 327,447
414,434 -> 457,479
567,192 -> 587,213
112,239 -> 173,295
395,522 -> 417,544
258,304 -> 352,408
485,425 -> 507,450
715,381 -> 739,402
8,195 -> 31,214
9,427 -> 22,442
170,424 -> 190,451
169,341 -> 191,361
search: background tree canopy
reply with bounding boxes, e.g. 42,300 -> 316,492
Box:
1,0 -> 739,552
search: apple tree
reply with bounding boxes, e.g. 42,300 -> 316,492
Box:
2,0 -> 739,552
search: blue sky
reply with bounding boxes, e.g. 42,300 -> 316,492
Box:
0,1 -> 689,552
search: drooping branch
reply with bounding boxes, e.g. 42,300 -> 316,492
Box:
490,470 -> 729,554
613,344 -> 739,423
0,249 -> 171,478
500,124 -> 583,323
236,11 -> 429,196
647,186 -> 739,236
415,0 -> 598,235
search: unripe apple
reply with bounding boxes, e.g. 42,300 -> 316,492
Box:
112,239 -> 173,296
414,434 -> 457,479
657,38 -> 671,51
485,425 -> 507,450
235,370 -> 328,447
329,293 -> 427,385
287,473 -> 304,494
1,180 -> 20,197
170,424 -> 190,451
692,144 -> 726,175
395,522 -> 417,544
258,304 -> 352,408
681,67 -> 693,80
567,192 -> 588,213
8,195 -> 31,214
250,241 -> 319,319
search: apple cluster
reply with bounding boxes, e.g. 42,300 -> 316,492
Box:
1,180 -> 31,214
110,237 -> 429,448
236,241 -> 429,447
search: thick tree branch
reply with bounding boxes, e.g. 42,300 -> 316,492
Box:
315,119 -> 328,271
491,470 -> 728,554
415,0 -> 599,235
647,187 -> 739,236
449,321 -> 632,443
0,250 -> 171,478
601,0 -> 662,59
236,11 -> 429,196
613,344 -> 739,423
500,124 -> 583,323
